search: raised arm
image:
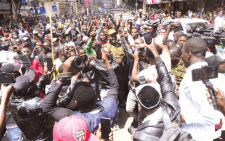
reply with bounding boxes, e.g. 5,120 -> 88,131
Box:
102,50 -> 119,101
131,51 -> 139,82
41,57 -> 78,121
162,24 -> 173,43
147,38 -> 181,121
0,85 -> 14,135
121,37 -> 134,59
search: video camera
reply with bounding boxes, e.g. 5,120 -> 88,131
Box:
187,27 -> 222,54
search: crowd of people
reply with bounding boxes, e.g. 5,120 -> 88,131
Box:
1,7 -> 225,141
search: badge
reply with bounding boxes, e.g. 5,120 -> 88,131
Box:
74,129 -> 86,141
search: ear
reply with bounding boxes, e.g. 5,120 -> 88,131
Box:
187,51 -> 192,58
75,100 -> 77,106
59,50 -> 63,55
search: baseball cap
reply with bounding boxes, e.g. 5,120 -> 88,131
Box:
53,116 -> 100,141
1,63 -> 21,73
136,85 -> 161,109
23,36 -> 30,41
53,38 -> 58,42
13,70 -> 35,91
107,29 -> 116,35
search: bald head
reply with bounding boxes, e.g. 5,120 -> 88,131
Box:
135,38 -> 144,44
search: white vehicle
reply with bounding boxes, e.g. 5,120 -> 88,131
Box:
163,18 -> 210,34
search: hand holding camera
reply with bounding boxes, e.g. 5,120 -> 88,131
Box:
62,56 -> 78,73
145,38 -> 159,58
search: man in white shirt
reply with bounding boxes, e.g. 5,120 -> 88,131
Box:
180,37 -> 224,141
19,26 -> 30,41
215,11 -> 224,30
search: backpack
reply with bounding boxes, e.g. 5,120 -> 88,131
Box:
159,107 -> 194,141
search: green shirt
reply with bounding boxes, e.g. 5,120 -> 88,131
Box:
84,40 -> 96,56
172,59 -> 186,86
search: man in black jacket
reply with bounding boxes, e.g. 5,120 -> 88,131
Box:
42,53 -> 119,133
131,38 -> 181,140
9,70 -> 53,140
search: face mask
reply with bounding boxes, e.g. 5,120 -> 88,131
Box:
13,35 -> 18,38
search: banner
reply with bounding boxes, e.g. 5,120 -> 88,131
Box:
84,0 -> 89,7
81,7 -> 85,12
52,5 -> 57,13
22,0 -> 27,5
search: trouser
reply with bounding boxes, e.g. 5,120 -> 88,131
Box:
126,90 -> 138,121
126,89 -> 146,125
135,24 -> 141,34
6,127 -> 23,141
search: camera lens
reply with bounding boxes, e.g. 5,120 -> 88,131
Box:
72,57 -> 85,69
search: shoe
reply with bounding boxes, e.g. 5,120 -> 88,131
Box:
113,123 -> 119,131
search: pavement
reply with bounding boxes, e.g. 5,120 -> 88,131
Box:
114,107 -> 133,141
1,108 -> 133,141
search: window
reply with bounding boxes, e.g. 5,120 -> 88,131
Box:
0,14 -> 4,20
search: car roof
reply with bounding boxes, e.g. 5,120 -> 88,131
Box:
163,18 -> 209,24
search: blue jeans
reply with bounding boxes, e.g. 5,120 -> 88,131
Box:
7,127 -> 23,141
135,24 -> 141,34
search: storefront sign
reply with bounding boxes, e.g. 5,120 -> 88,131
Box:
52,5 -> 57,13
154,0 -> 162,4
81,7 -> 85,12
0,11 -> 10,14
85,0 -> 89,7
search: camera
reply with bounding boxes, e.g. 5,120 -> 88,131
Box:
72,56 -> 85,69
0,43 -> 9,51
187,27 -> 221,54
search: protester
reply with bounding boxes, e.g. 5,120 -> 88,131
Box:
1,7 -> 225,141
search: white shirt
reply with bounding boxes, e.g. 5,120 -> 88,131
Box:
215,16 -> 224,29
179,62 -> 224,141
155,35 -> 164,44
137,53 -> 172,84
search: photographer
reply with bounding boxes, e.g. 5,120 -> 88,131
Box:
131,38 -> 180,140
9,69 -> 53,140
179,37 -> 224,141
42,52 -> 119,133
163,22 -> 182,43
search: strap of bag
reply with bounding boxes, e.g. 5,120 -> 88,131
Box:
162,106 -> 173,131
56,72 -> 75,80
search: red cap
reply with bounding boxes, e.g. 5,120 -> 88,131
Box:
53,116 -> 100,141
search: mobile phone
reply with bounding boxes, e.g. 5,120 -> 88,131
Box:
46,58 -> 53,71
0,73 -> 15,84
95,43 -> 102,59
101,118 -> 111,139
143,32 -> 152,45
103,23 -> 108,27
138,48 -> 145,58
192,66 -> 218,82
